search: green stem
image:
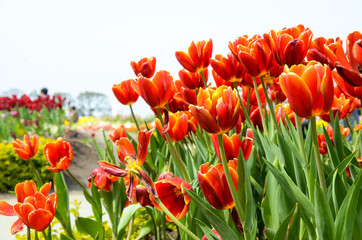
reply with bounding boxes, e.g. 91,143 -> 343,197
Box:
233,82 -> 253,128
246,87 -> 251,113
66,169 -> 88,193
345,117 -> 354,136
156,108 -> 190,182
48,225 -> 52,240
296,115 -> 311,198
161,212 -> 167,240
217,134 -> 246,234
252,77 -> 268,133
259,75 -> 280,132
310,117 -> 327,196
42,230 -> 48,240
129,105 -> 140,131
29,159 -> 43,186
27,227 -> 31,240
126,216 -> 134,240
200,71 -> 208,88
155,198 -> 200,240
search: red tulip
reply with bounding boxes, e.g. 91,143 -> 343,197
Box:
88,167 -> 119,191
264,24 -> 313,67
198,159 -> 238,210
175,39 -> 213,73
99,130 -> 156,201
109,124 -> 127,142
12,135 -> 38,161
319,92 -> 358,122
189,86 -> 240,134
155,111 -> 189,142
211,129 -> 253,162
0,181 -> 53,234
178,69 -> 208,90
135,185 -> 154,207
210,53 -> 245,83
335,31 -> 362,87
43,138 -> 73,172
131,70 -> 174,109
112,80 -> 139,105
151,177 -> 193,221
228,35 -> 250,60
130,57 -> 156,78
280,61 -> 334,118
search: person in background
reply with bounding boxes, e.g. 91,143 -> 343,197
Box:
69,106 -> 79,123
40,88 -> 48,98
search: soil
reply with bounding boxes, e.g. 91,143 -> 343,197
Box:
63,129 -> 108,191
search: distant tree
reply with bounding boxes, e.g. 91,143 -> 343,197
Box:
2,88 -> 24,97
77,91 -> 112,117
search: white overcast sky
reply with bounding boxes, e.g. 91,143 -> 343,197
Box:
0,0 -> 361,117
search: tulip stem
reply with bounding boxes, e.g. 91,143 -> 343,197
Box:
126,216 -> 134,240
66,169 -> 88,193
217,134 -> 246,233
156,108 -> 190,182
154,198 -> 200,240
29,159 -> 43,186
233,82 -> 253,128
27,227 -> 31,240
260,75 -> 280,132
200,71 -> 207,88
129,105 -> 140,131
246,87 -> 251,113
252,77 -> 268,133
310,117 -> 327,196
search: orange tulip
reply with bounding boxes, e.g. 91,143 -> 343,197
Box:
335,31 -> 362,87
211,129 -> 253,162
212,70 -> 235,88
130,57 -> 156,78
264,24 -> 313,67
88,167 -> 119,191
112,80 -> 139,105
319,92 -> 357,122
198,159 -> 238,210
178,69 -> 208,90
109,124 -> 127,142
317,124 -> 350,155
99,130 -> 156,201
354,122 -> 362,131
0,180 -> 53,234
155,111 -> 189,142
280,61 -> 334,118
150,177 -> 193,221
240,85 -> 266,107
228,35 -> 249,60
210,53 -> 245,83
131,70 -> 174,109
237,37 -> 274,78
269,77 -> 287,103
43,138 -> 73,172
189,86 -> 240,134
275,104 -> 302,127
12,135 -> 38,161
333,70 -> 362,99
306,37 -> 343,69
175,39 -> 213,73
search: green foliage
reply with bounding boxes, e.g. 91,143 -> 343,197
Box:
0,137 -> 54,192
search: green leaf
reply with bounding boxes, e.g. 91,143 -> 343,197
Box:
54,172 -> 71,235
323,126 -> 340,168
91,178 -> 103,222
332,113 -> 344,160
60,234 -> 73,240
314,181 -> 335,240
75,217 -> 104,239
276,133 -> 296,183
135,219 -> 155,240
118,204 -> 142,236
186,189 -> 242,240
261,172 -> 280,231
273,204 -> 299,240
335,170 -> 362,240
92,138 -> 105,160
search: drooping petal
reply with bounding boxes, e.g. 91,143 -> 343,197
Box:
98,161 -> 128,177
10,218 -> 24,235
0,201 -> 16,216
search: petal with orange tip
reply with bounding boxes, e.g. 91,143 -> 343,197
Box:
280,73 -> 313,118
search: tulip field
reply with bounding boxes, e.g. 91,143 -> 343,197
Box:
2,24 -> 362,240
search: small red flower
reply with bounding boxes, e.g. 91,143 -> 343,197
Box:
130,57 -> 156,78
43,138 -> 73,172
12,135 -> 38,161
151,177 -> 193,222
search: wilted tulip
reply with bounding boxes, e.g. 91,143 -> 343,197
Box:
88,167 -> 119,191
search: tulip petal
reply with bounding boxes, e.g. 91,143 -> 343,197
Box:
0,201 -> 16,216
98,161 -> 128,177
280,73 -> 313,118
28,209 -> 53,231
115,138 -> 136,162
189,105 -> 220,134
137,130 -> 153,165
10,218 -> 24,235
175,51 -> 197,72
138,168 -> 157,198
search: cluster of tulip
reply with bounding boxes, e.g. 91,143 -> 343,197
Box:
0,94 -> 64,112
1,25 -> 362,240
